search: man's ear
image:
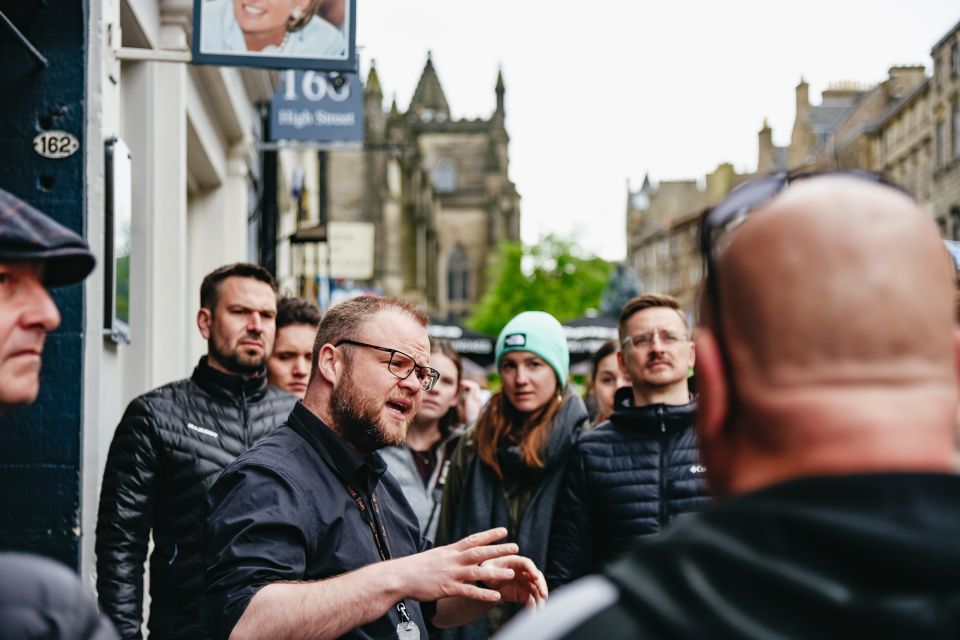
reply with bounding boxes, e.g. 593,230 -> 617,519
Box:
693,328 -> 728,445
197,308 -> 212,340
316,343 -> 343,386
617,349 -> 628,377
953,326 -> 960,386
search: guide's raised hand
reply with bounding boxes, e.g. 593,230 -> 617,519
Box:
389,527 -> 521,602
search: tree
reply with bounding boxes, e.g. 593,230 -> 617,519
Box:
599,262 -> 642,319
467,234 -> 612,336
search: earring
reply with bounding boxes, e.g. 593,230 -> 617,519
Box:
291,7 -> 303,20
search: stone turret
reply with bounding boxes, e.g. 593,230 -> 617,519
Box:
365,61 -> 385,142
757,118 -> 775,174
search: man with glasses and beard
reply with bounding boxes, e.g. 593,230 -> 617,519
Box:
203,295 -> 547,640
499,173 -> 960,639
97,263 -> 296,640
547,294 -> 708,589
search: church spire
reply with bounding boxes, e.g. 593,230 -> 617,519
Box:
409,50 -> 451,120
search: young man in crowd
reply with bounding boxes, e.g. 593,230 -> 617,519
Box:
547,294 -> 708,588
267,296 -> 321,398
0,187 -> 116,638
502,173 -> 960,638
96,263 -> 297,640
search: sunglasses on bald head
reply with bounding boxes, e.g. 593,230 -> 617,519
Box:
699,170 -> 909,319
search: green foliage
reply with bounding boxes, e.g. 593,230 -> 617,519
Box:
466,234 -> 612,336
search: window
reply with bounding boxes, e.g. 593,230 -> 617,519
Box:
431,158 -> 456,193
447,245 -> 469,303
937,120 -> 946,168
952,43 -> 959,79
953,102 -> 960,160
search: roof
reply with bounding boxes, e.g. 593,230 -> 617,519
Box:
409,52 -> 451,119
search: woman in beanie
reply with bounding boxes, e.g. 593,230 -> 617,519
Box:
435,311 -> 589,639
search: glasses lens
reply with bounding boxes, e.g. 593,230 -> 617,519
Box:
418,367 -> 440,391
388,351 -> 416,380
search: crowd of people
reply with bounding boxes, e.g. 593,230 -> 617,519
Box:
2,169 -> 960,639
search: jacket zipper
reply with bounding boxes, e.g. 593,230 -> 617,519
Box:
658,406 -> 668,528
240,387 -> 250,449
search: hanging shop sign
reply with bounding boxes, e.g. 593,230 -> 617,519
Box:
191,0 -> 356,72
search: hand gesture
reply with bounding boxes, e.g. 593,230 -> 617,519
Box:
390,528 -> 521,603
481,556 -> 548,608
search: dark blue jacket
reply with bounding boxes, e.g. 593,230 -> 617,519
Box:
546,388 -> 709,588
203,402 -> 432,640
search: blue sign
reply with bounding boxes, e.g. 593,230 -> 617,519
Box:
270,70 -> 364,145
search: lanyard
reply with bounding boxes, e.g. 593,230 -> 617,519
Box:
286,411 -> 416,630
343,482 -> 414,629
343,482 -> 392,562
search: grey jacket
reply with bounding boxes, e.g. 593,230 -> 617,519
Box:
381,425 -> 465,543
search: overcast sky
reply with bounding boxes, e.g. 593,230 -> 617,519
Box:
357,1 -> 959,261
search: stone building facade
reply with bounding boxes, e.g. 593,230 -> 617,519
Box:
930,20 -> 960,237
627,18 -> 960,311
277,53 -> 521,320
626,164 -> 747,314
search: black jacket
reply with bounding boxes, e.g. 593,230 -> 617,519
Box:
204,403 -> 432,640
0,552 -> 118,639
501,473 -> 960,640
95,357 -> 295,640
547,388 -> 708,588
436,395 -> 589,639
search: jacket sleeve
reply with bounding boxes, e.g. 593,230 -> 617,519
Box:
96,398 -> 159,640
433,433 -> 472,547
546,442 -> 595,590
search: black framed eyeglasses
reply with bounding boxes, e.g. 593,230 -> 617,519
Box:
335,339 -> 440,392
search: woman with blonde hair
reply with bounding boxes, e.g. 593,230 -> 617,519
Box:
436,311 -> 589,639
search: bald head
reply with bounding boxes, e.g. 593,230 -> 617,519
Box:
697,175 -> 959,496
717,176 -> 954,390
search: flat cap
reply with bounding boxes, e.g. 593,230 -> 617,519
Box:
0,187 -> 95,287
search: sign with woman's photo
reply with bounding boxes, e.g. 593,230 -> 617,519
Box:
192,0 -> 356,71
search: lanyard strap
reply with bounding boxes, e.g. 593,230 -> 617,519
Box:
343,482 -> 413,626
343,482 -> 392,561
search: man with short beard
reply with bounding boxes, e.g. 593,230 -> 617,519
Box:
547,294 -> 709,588
96,263 -> 297,640
203,295 -> 548,640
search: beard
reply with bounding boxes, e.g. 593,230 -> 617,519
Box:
208,333 -> 267,375
331,368 -> 410,454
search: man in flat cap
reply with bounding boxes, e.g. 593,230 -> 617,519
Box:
0,187 -> 115,638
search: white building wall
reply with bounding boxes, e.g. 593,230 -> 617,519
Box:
81,0 -> 276,586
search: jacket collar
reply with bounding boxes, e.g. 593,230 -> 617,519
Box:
608,386 -> 696,428
191,355 -> 269,402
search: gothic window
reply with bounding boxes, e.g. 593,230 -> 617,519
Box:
432,158 -> 456,193
448,245 -> 470,303
952,101 -> 960,160
937,121 -> 946,168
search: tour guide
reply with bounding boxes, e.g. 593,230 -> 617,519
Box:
204,295 -> 547,640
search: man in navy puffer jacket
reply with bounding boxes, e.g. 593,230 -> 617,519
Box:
547,294 -> 709,589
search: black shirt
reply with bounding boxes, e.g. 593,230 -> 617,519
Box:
203,402 -> 432,640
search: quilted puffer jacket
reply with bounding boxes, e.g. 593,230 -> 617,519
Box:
95,357 -> 296,640
546,388 -> 709,588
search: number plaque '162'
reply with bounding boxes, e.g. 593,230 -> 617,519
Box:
33,130 -> 80,159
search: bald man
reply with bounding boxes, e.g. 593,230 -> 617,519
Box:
498,173 -> 960,639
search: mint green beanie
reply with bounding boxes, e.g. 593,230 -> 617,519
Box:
495,311 -> 570,387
